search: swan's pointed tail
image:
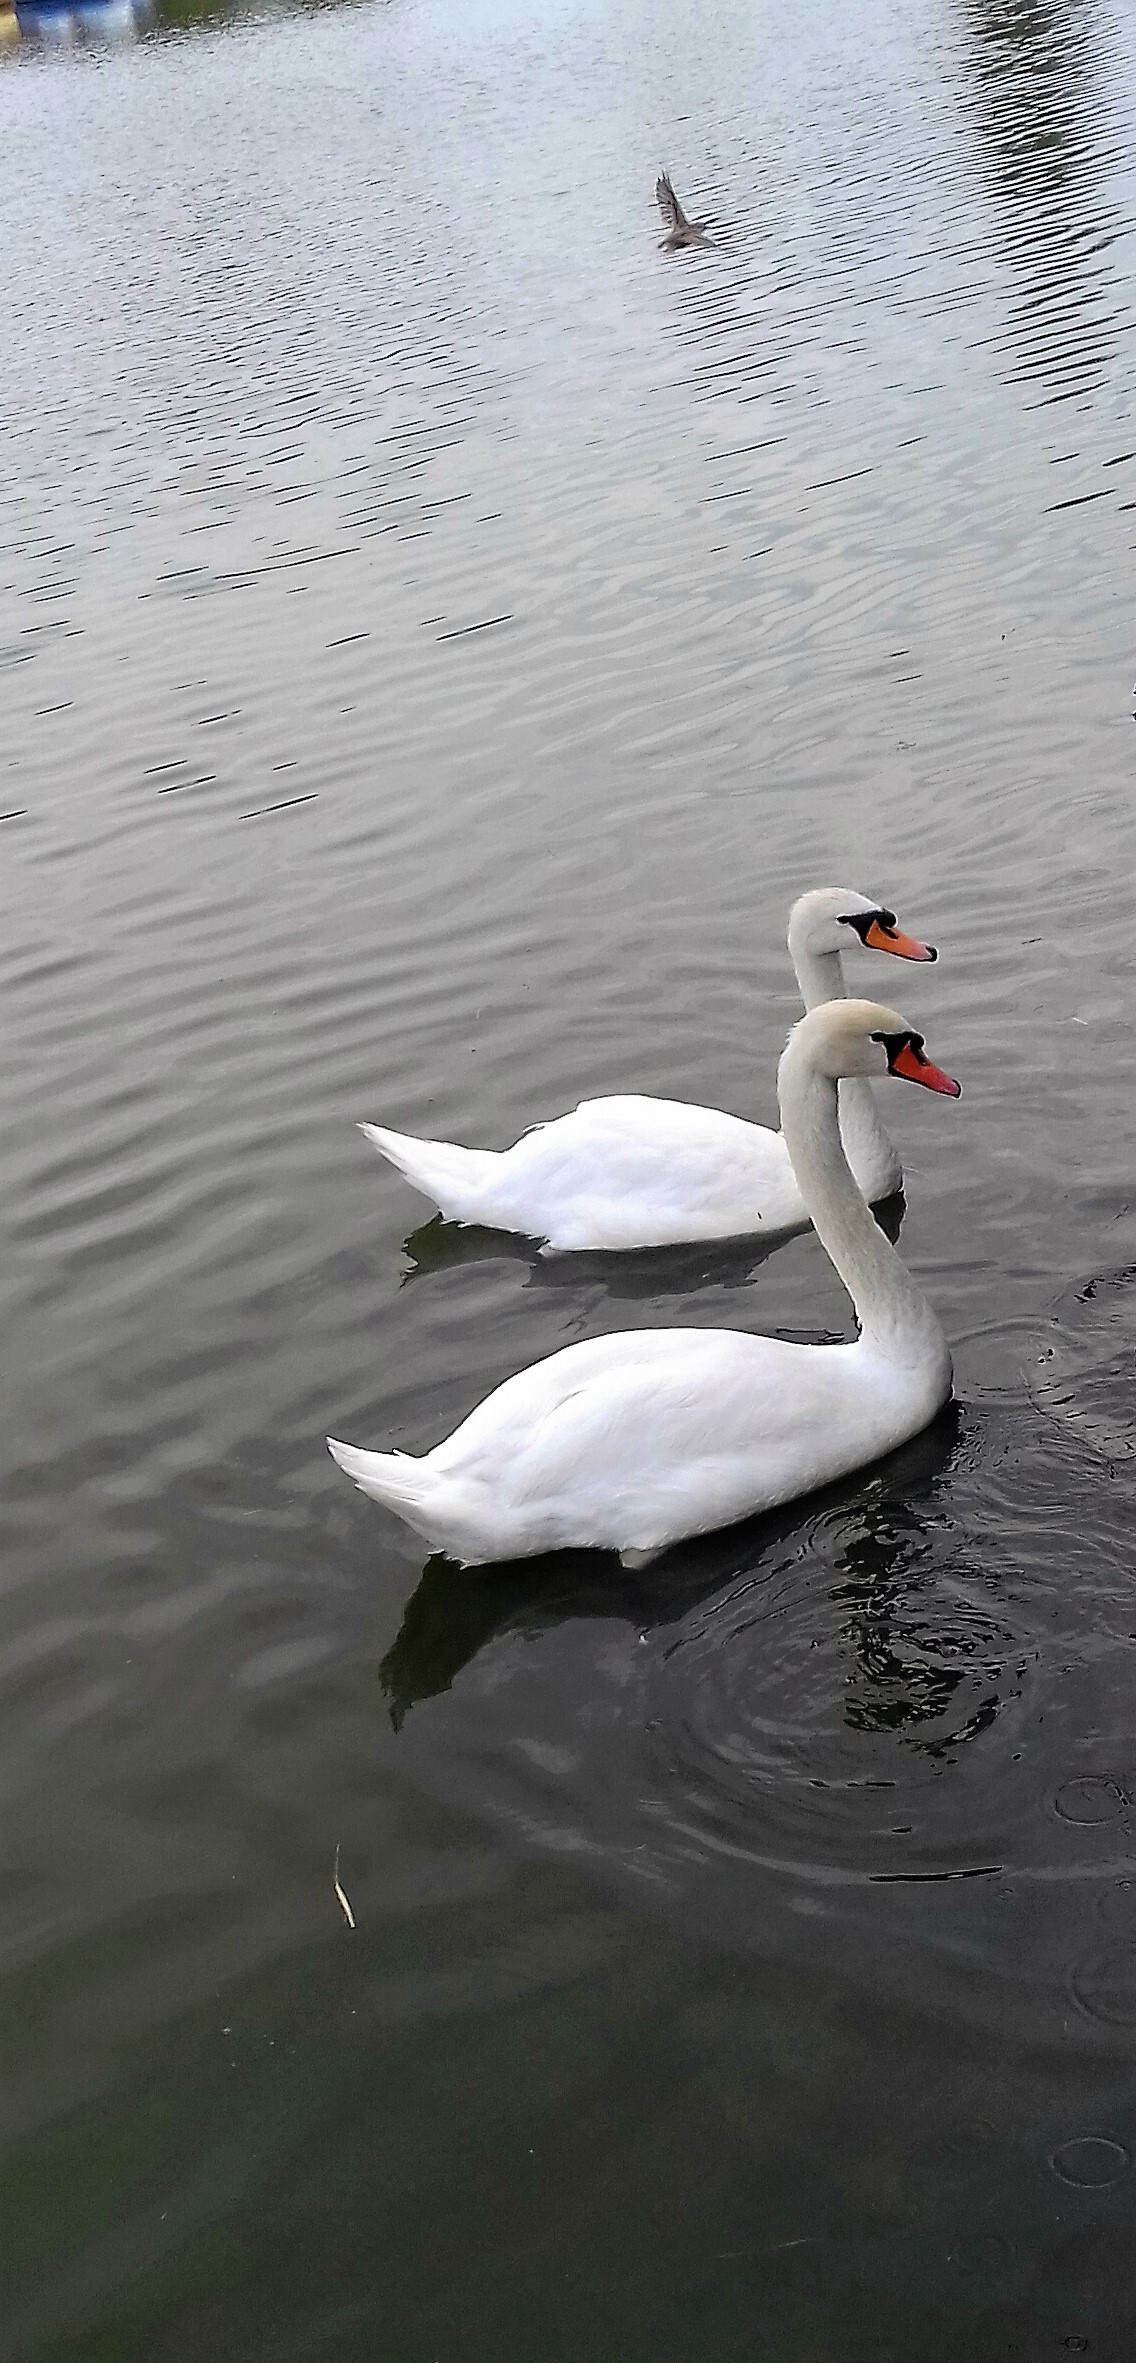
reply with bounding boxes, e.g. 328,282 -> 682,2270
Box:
359,1121 -> 500,1223
327,1435 -> 429,1515
327,1435 -> 475,1561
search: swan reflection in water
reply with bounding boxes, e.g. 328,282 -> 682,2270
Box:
827,1435 -> 1014,1757
378,1399 -> 983,1742
399,1190 -> 907,1302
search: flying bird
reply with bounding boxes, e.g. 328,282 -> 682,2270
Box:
655,169 -> 712,250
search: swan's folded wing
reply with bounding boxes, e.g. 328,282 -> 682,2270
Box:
503,1094 -> 799,1247
432,1328 -> 868,1553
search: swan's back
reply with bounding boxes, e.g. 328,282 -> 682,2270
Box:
505,1095 -> 799,1247
402,1326 -> 931,1561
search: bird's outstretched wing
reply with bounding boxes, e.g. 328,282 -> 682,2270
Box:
655,170 -> 689,234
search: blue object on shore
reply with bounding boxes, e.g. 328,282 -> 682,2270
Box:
15,0 -> 150,33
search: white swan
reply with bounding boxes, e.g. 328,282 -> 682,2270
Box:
328,998 -> 960,1566
360,889 -> 936,1252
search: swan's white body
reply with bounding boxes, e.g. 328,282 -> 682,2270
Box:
329,999 -> 957,1566
361,889 -> 932,1251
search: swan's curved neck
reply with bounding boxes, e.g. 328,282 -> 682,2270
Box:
777,1035 -> 945,1367
787,941 -> 891,1179
790,942 -> 844,1014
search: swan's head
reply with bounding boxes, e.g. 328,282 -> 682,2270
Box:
789,997 -> 961,1094
787,887 -> 937,964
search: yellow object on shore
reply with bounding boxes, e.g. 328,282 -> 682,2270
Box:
0,5 -> 20,43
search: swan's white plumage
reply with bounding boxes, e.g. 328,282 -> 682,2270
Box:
329,998 -> 958,1565
362,1095 -> 804,1248
360,888 -> 930,1250
329,1330 -> 920,1565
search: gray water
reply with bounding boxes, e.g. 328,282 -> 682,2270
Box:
3,0 -> 1136,2352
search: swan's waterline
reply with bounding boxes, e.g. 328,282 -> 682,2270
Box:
360,884 -> 910,1245
330,1004 -> 956,1562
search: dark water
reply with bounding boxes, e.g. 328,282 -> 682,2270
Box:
3,0 -> 1136,2352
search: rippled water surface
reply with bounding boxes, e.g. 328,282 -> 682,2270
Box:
4,0 -> 1136,2353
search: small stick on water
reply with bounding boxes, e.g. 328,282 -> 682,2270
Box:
334,1845 -> 356,1930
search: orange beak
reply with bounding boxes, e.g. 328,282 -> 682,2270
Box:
890,1040 -> 961,1097
864,917 -> 937,961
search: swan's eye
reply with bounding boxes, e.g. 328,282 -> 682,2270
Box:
871,1028 -> 920,1071
839,907 -> 896,944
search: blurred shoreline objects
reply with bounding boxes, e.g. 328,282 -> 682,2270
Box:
9,0 -> 151,41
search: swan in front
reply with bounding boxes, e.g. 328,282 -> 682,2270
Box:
360,887 -> 936,1252
328,998 -> 960,1566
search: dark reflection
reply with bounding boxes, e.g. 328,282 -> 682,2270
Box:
379,1397 -> 963,1731
833,1469 -> 1013,1756
956,0 -> 1126,402
401,1190 -> 905,1303
382,1549 -> 659,1732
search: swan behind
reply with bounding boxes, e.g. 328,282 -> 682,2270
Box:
328,999 -> 960,1566
359,887 -> 937,1250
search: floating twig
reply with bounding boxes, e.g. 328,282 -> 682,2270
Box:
436,613 -> 512,642
239,793 -> 318,820
334,1845 -> 356,1930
